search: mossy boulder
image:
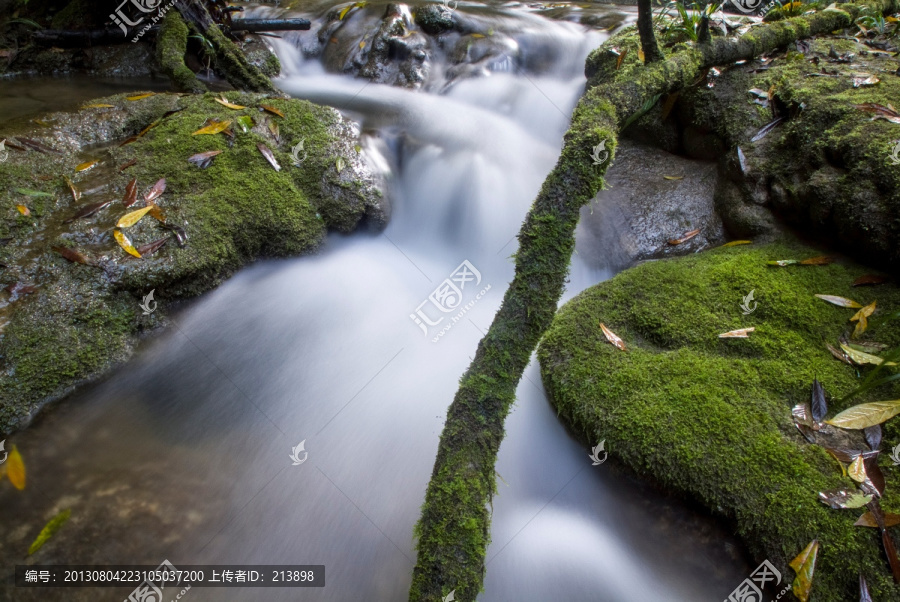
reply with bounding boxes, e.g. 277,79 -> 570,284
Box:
539,238 -> 900,600
0,91 -> 385,434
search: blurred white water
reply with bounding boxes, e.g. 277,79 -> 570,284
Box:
0,4 -> 754,601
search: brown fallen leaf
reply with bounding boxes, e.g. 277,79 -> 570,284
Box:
118,159 -> 137,172
144,178 -> 166,203
146,201 -> 165,222
136,236 -> 170,257
123,178 -> 138,207
718,327 -> 755,338
63,176 -> 81,202
188,150 -> 223,169
137,119 -> 160,138
6,282 -> 37,301
799,255 -> 834,265
257,143 -> 281,172
599,322 -> 626,351
118,136 -> 138,147
853,274 -> 888,287
16,137 -> 60,154
852,103 -> 900,124
64,199 -> 113,222
668,228 -> 700,245
826,341 -> 853,365
855,512 -> 900,528
113,229 -> 141,258
52,245 -> 92,265
815,294 -> 862,308
260,104 -> 284,118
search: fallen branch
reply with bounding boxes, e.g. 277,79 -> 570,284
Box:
408,1 -> 900,600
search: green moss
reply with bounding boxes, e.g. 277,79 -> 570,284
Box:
539,238 -> 900,601
157,12 -> 207,94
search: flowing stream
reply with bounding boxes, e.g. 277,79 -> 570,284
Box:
1,3 -> 755,600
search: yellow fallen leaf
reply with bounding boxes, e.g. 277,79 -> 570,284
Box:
75,160 -> 98,172
721,240 -> 752,247
599,322 -> 626,351
192,120 -> 232,136
116,206 -> 153,228
7,444 -> 25,490
16,204 -> 30,216
790,540 -> 819,602
850,300 -> 876,322
853,314 -> 868,338
719,327 -> 755,338
126,92 -> 155,101
839,343 -> 896,366
114,229 -> 142,258
826,399 -> 900,429
261,104 -> 284,118
663,175 -> 683,180
471,33 -> 485,38
82,103 -> 114,109
359,40 -> 366,49
339,5 -> 352,19
848,454 -> 866,483
638,48 -> 645,62
214,97 -> 246,110
814,294 -> 862,308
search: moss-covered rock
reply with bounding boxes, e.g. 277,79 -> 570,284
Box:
539,238 -> 900,600
0,90 -> 385,434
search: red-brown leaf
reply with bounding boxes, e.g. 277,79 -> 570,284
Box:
123,178 -> 138,207
853,274 -> 889,287
136,236 -> 170,257
144,178 -> 166,203
668,228 -> 701,245
52,245 -> 91,265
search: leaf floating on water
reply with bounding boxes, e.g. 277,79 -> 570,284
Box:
668,228 -> 700,245
599,322 -> 626,351
126,92 -> 155,101
257,143 -> 281,171
52,245 -> 91,265
853,274 -> 888,287
662,175 -> 683,180
27,509 -> 71,555
123,178 -> 138,207
811,379 -> 828,423
852,103 -> 900,123
136,236 -> 170,257
14,188 -> 53,198
751,117 -> 784,142
75,160 -> 98,172
113,229 -> 141,258
237,115 -> 254,133
65,199 -> 112,222
192,120 -> 232,136
848,454 -> 867,483
719,327 -> 755,338
144,178 -> 166,203
721,240 -> 752,247
7,444 -> 25,489
260,104 -> 284,118
16,205 -> 30,216
839,343 -> 896,366
855,512 -> 900,528
827,400 -> 900,429
815,294 -> 862,308
799,255 -> 834,265
864,424 -> 882,450
116,206 -> 153,228
790,539 -> 818,602
214,96 -> 246,110
188,150 -> 223,169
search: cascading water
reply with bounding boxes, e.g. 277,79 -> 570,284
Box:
0,3 -> 755,600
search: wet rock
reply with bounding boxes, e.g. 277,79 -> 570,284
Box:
580,11 -> 629,31
446,32 -> 518,82
414,3 -> 457,35
575,139 -> 726,273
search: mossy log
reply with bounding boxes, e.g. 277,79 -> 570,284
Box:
157,12 -> 207,94
408,1 -> 900,600
175,0 -> 278,93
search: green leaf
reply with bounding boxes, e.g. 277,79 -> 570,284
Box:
790,539 -> 819,602
28,509 -> 71,555
826,400 -> 900,429
237,115 -> 254,133
14,188 -> 53,198
335,156 -> 345,173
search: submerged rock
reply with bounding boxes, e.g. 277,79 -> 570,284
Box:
540,238 -> 900,601
0,91 -> 386,434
